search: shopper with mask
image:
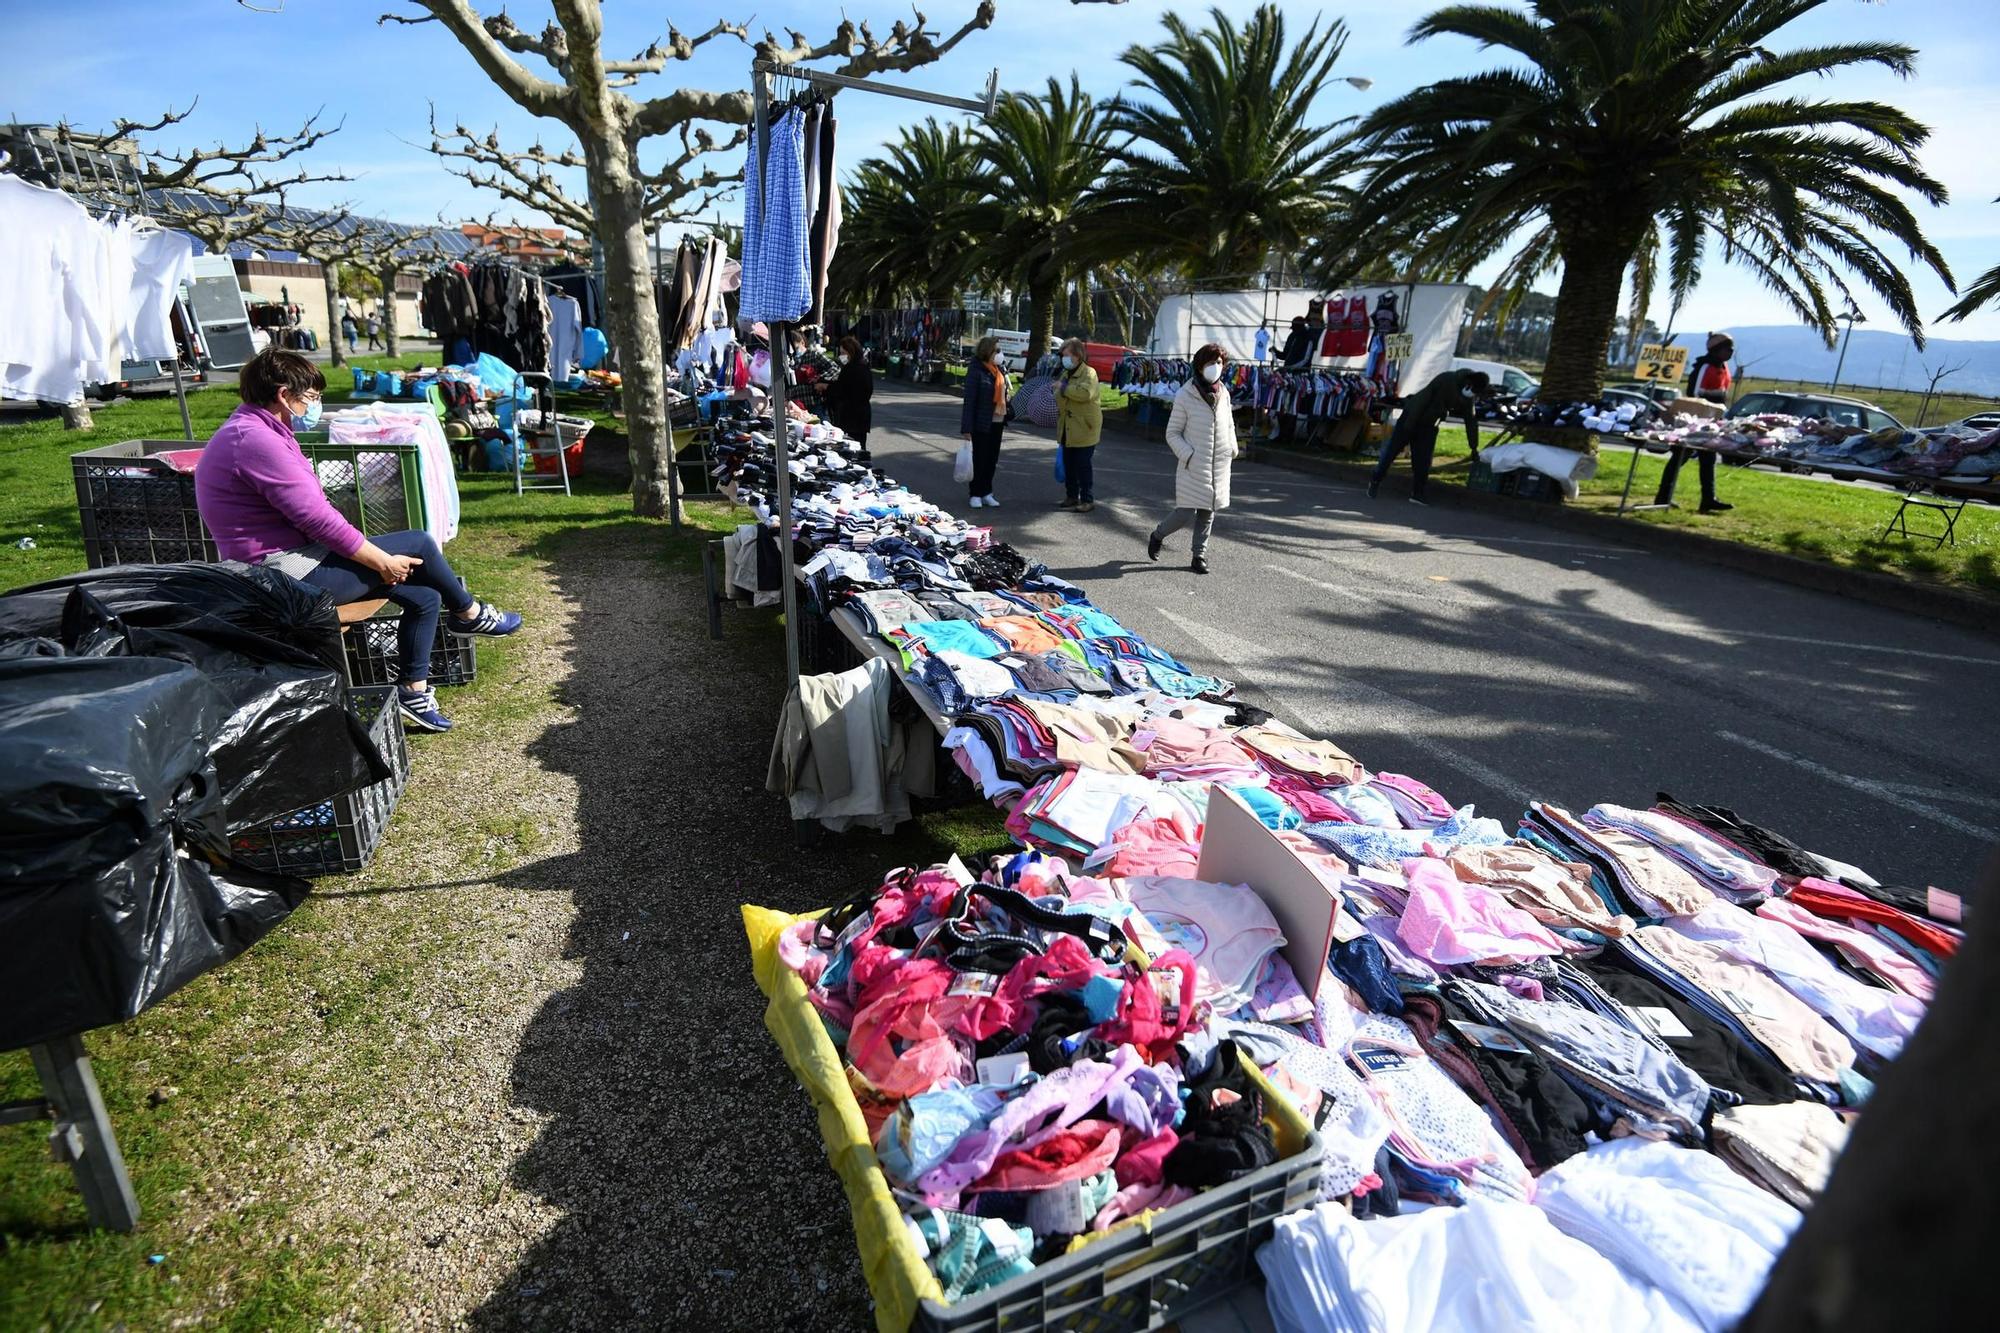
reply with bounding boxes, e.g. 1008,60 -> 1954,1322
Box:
195,349 -> 521,734
1054,337 -> 1104,512
1147,343 -> 1238,574
961,335 -> 1010,508
1368,366 -> 1490,505
1275,314 -> 1316,443
821,334 -> 874,459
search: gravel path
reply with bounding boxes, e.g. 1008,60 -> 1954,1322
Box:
449,524 -> 879,1331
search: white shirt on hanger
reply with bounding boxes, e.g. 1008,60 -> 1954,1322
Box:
125,227 -> 196,361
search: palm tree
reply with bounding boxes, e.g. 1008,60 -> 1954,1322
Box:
828,121 -> 985,310
1940,200 -> 2000,322
1099,4 -> 1358,283
969,76 -> 1117,367
1344,0 -> 1954,401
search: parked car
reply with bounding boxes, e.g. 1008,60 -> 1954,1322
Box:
1725,390 -> 1901,431
1947,410 -> 2000,433
1606,380 -> 1681,404
1452,357 -> 1540,397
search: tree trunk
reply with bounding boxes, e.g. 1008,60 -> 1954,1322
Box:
61,398 -> 94,432
592,168 -> 677,520
380,263 -> 401,358
1541,219 -> 1645,401
1026,274 -> 1059,371
323,260 -> 348,369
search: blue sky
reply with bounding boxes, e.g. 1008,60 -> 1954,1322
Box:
10,0 -> 1999,341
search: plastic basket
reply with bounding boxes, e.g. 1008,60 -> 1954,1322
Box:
73,438 -> 430,569
228,686 -> 409,876
742,905 -> 1322,1333
72,441 -> 218,567
341,613 -> 478,688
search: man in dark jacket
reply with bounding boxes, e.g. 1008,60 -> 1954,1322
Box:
1368,368 -> 1489,505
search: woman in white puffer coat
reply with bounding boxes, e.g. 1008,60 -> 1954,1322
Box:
1147,342 -> 1238,574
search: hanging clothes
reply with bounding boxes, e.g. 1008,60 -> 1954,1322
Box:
742,104 -> 814,324
0,174 -> 133,403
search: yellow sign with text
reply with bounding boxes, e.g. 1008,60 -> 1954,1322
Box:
1634,343 -> 1689,382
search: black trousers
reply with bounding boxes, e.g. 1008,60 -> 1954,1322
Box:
1371,421 -> 1438,500
1655,446 -> 1718,505
969,426 -> 1003,497
1061,444 -> 1095,502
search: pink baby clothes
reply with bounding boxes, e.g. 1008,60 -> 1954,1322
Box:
1396,857 -> 1567,966
1446,844 -> 1636,938
1124,877 -> 1288,1012
971,1120 -> 1122,1193
1264,774 -> 1355,824
1089,814 -> 1202,879
1113,1126 -> 1180,1188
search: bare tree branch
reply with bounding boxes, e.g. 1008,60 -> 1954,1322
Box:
427,107 -> 594,231
378,2 -> 571,118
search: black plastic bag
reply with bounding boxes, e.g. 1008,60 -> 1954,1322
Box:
0,563 -> 387,827
0,656 -> 311,1051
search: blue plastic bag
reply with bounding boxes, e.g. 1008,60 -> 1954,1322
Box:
1053,449 -> 1066,484
580,327 -> 609,370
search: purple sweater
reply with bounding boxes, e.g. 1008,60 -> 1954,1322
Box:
195,404 -> 366,564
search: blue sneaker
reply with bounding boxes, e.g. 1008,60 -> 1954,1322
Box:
397,684 -> 453,733
451,600 -> 523,636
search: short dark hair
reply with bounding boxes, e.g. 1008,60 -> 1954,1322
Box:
1290,315 -> 1306,327
1465,371 -> 1493,394
839,335 -> 863,360
239,348 -> 326,406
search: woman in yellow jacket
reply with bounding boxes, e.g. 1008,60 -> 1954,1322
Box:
1054,337 -> 1104,512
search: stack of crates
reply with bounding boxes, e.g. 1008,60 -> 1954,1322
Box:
228,686 -> 410,876
71,437 -> 479,682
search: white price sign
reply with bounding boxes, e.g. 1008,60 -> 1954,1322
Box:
1633,343 -> 1689,383
1381,333 -> 1414,361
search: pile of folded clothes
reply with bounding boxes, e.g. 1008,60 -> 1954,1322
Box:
739,394 -> 1960,1329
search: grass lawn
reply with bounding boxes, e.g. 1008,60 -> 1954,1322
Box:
1288,424 -> 2000,597
0,371 -> 1010,1329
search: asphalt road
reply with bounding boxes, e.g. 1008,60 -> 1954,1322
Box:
860,382 -> 2000,893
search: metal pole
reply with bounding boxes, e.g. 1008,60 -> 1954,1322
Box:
1830,314 -> 1856,392
774,319 -> 800,684
170,359 -> 193,441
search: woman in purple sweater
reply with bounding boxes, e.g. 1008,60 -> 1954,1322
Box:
195,349 -> 521,733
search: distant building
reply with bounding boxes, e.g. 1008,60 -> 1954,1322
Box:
460,222 -> 573,260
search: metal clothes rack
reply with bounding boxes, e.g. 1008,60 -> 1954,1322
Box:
750,58 -> 1000,683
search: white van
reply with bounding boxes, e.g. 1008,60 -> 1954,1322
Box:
1452,357 -> 1539,397
985,328 -> 1031,373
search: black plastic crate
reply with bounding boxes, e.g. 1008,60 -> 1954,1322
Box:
911,1127 -> 1323,1333
341,613 -> 478,688
228,687 -> 410,877
72,442 -> 218,567
1509,469 -> 1566,504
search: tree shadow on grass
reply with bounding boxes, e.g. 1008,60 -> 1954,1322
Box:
462,521 -> 927,1332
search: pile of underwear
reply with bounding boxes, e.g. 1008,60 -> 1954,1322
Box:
1631,412 -> 2000,480
744,390 -> 1960,1326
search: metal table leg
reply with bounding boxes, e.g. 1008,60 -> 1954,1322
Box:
9,1034 -> 141,1231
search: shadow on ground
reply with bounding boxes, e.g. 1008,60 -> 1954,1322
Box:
463,522 -> 965,1332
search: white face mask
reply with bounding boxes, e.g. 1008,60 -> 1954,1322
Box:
1201,363 -> 1224,383
1061,354 -> 1077,371
840,353 -> 852,364
1462,387 -> 1477,400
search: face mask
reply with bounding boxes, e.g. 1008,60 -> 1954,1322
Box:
1201,363 -> 1224,384
840,353 -> 852,364
290,398 -> 322,430
1061,355 -> 1077,371
1461,387 -> 1476,401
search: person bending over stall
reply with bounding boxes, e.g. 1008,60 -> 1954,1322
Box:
195,349 -> 521,734
1368,367 -> 1490,505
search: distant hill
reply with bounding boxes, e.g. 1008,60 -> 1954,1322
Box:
1666,326 -> 2000,398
